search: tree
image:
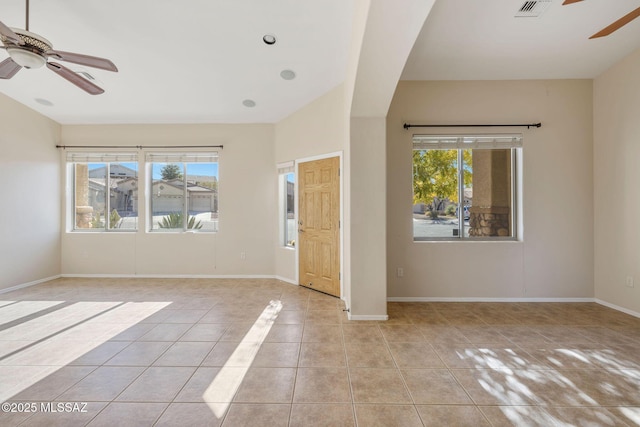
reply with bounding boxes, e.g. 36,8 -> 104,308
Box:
160,164 -> 183,180
413,149 -> 472,215
197,181 -> 218,191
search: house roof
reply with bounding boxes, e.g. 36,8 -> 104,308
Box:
1,0 -> 639,124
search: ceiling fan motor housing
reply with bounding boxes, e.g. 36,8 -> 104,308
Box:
5,28 -> 51,69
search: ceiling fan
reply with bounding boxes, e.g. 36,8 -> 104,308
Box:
0,0 -> 117,94
563,0 -> 640,39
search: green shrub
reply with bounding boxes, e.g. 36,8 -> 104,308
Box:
91,212 -> 104,228
158,213 -> 203,229
109,209 -> 121,228
445,205 -> 456,216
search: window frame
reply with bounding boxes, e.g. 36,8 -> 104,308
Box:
412,134 -> 521,242
146,152 -> 219,233
67,152 -> 139,232
278,162 -> 296,248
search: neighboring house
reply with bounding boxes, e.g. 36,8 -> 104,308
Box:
286,180 -> 294,214
88,164 -> 138,179
87,179 -> 106,213
152,179 -> 217,214
463,187 -> 473,207
85,177 -> 215,216
113,178 -> 138,213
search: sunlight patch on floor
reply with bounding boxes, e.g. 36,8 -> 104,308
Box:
203,299 -> 283,418
0,301 -> 65,325
0,300 -> 170,402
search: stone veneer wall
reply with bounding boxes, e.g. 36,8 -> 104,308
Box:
469,207 -> 510,237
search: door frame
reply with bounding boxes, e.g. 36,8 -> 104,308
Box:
294,151 -> 344,299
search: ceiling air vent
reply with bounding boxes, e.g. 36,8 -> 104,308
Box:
515,0 -> 552,17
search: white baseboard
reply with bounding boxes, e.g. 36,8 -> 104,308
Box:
388,296 -> 595,303
275,276 -> 298,285
348,314 -> 389,321
0,275 -> 61,295
595,299 -> 640,319
60,274 -> 282,280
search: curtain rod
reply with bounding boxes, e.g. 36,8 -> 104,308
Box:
56,144 -> 224,149
403,123 -> 541,130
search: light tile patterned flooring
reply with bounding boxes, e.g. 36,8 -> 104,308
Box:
0,278 -> 639,426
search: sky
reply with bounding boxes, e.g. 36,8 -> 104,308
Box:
87,162 -> 219,179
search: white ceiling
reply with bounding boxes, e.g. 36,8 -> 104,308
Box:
1,0 -> 640,124
402,0 -> 640,80
0,0 -> 354,124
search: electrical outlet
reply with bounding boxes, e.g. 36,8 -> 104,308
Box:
240,252 -> 246,260
625,276 -> 634,288
396,268 -> 404,278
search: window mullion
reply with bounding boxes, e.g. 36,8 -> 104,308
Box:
183,162 -> 188,231
106,163 -> 111,231
458,149 -> 464,239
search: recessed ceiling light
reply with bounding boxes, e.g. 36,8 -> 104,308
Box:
242,99 -> 256,108
35,98 -> 54,106
280,69 -> 296,80
263,34 -> 276,45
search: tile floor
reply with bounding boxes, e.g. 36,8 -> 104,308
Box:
0,278 -> 639,426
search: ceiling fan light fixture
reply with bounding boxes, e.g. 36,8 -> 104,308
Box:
6,47 -> 45,69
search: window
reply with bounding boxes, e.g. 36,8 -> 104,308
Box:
278,162 -> 295,247
147,152 -> 219,232
68,152 -> 139,231
412,134 -> 521,241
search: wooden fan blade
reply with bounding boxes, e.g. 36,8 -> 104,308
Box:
590,7 -> 640,39
562,0 -> 584,5
0,57 -> 21,79
0,21 -> 24,45
47,62 -> 105,95
46,50 -> 118,72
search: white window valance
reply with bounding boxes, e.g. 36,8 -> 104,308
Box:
413,134 -> 523,150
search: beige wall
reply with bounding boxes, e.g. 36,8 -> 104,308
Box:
0,93 -> 61,291
274,84 -> 349,286
594,47 -> 640,314
60,124 -> 276,277
387,80 -> 594,299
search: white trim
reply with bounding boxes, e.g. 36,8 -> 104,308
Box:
0,275 -> 61,294
596,299 -> 640,319
61,274 -> 291,281
348,314 -> 389,321
275,276 -> 298,285
276,160 -> 295,171
296,151 -> 343,164
388,296 -> 596,303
